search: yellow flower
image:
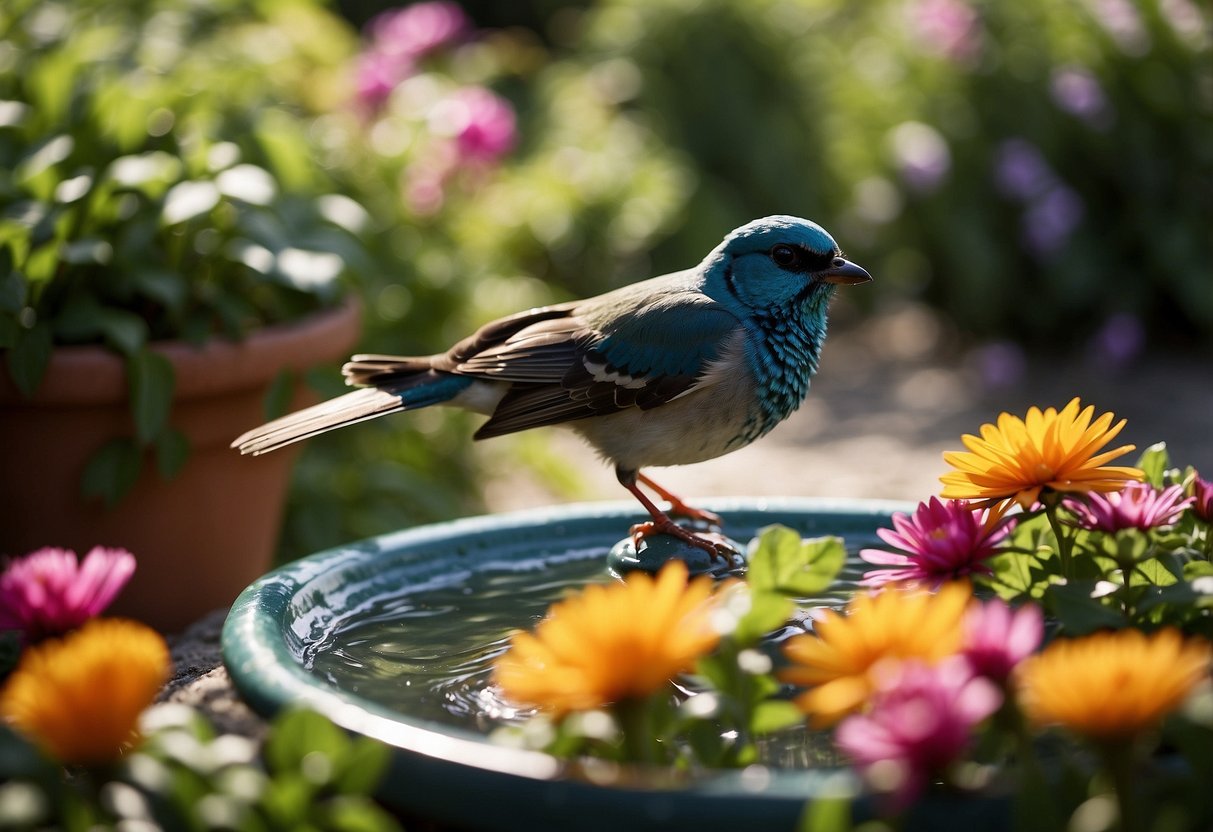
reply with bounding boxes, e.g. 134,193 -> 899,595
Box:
940,398 -> 1142,509
1018,628 -> 1211,742
1,618 -> 170,765
780,582 -> 971,727
493,561 -> 719,715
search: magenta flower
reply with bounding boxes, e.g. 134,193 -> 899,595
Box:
447,86 -> 516,163
371,1 -> 471,61
355,50 -> 412,111
835,658 -> 1001,810
860,498 -> 1014,588
0,547 -> 135,641
961,598 -> 1043,684
1190,475 -> 1213,524
1065,482 -> 1194,533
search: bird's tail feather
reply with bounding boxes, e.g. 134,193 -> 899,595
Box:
232,363 -> 471,455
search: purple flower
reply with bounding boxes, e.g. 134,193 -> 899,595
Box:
910,0 -> 982,64
861,498 -> 1014,588
993,139 -> 1053,201
0,547 -> 136,641
962,599 -> 1043,683
970,340 -> 1027,390
1087,313 -> 1144,370
371,1 -> 471,61
1065,482 -> 1194,533
1191,475 -> 1213,524
1021,185 -> 1084,257
835,658 -> 1001,810
1050,66 -> 1110,127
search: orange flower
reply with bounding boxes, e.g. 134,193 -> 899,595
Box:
780,582 -> 971,727
1,618 -> 170,764
493,561 -> 719,716
1018,628 -> 1211,742
940,398 -> 1142,509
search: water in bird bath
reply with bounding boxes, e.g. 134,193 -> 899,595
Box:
301,538 -> 871,770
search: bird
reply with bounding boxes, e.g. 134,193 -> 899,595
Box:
233,215 -> 872,558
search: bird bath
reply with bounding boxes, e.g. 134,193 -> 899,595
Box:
223,498 -> 1008,831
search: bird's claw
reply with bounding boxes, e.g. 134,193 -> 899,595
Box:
667,504 -> 723,529
629,518 -> 734,563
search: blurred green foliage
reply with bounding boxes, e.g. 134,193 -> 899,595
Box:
5,0 -> 1210,562
570,0 -> 1213,346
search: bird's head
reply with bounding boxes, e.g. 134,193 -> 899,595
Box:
701,215 -> 872,313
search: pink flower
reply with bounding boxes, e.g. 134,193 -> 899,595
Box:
910,0 -> 982,64
371,1 -> 471,61
835,659 -> 1001,810
961,598 -> 1043,683
0,547 -> 135,641
860,498 -> 1014,588
1191,475 -> 1213,524
355,50 -> 413,110
446,86 -> 516,163
1065,482 -> 1193,533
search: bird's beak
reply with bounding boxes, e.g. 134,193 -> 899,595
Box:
816,258 -> 873,286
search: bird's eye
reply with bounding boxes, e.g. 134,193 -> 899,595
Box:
770,245 -> 800,269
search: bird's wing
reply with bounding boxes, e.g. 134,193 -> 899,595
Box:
459,288 -> 745,438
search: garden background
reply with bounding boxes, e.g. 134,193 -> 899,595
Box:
3,0 -> 1210,565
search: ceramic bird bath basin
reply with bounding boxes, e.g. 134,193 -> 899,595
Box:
223,498 -> 1009,831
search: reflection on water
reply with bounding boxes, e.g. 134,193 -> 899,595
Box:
306,545 -> 869,769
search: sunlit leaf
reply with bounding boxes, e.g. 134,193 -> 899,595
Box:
747,526 -> 845,596
162,181 -> 220,226
1136,442 -> 1170,488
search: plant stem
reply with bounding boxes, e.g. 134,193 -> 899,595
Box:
1101,740 -> 1141,832
614,697 -> 662,766
1044,499 -> 1074,581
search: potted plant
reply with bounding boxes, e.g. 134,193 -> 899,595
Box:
0,0 -> 367,630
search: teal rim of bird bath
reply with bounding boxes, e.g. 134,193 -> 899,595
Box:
222,497 -> 1014,832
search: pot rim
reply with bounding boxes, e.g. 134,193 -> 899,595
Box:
0,296 -> 362,406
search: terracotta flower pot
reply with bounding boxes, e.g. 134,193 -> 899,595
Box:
0,299 -> 362,632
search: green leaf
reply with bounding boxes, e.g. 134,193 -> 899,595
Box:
0,317 -> 18,349
80,439 -> 143,507
128,350 -> 175,444
264,710 -> 348,781
332,738 -> 390,795
155,428 -> 190,479
747,526 -> 845,596
318,795 -> 404,832
4,322 -> 53,396
1136,442 -> 1169,488
133,269 -> 188,313
730,589 -> 793,646
1045,580 -> 1124,635
98,308 -> 149,356
264,369 -> 295,420
0,254 -> 25,313
750,700 -> 803,735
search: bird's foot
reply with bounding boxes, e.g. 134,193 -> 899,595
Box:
635,472 -> 723,529
629,517 -> 734,563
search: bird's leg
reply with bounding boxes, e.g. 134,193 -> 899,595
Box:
636,472 -> 723,528
617,468 -> 731,562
